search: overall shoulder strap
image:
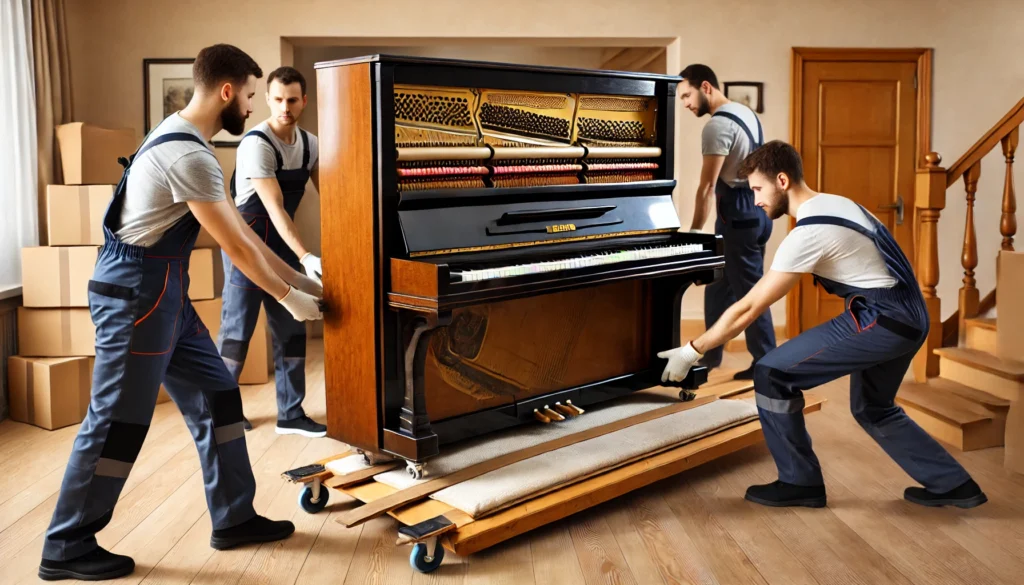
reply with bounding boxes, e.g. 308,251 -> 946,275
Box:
299,129 -> 310,170
712,110 -> 761,148
245,130 -> 284,170
134,132 -> 207,163
795,214 -> 875,239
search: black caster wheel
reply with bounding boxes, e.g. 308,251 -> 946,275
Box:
298,484 -> 329,513
679,389 -> 697,402
409,540 -> 445,573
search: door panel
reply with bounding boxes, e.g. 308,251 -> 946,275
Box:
795,59 -> 917,333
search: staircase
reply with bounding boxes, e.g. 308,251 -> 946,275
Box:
897,318 -> 1015,451
901,95 -> 1024,472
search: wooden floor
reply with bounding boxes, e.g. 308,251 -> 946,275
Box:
2,341 -> 1023,584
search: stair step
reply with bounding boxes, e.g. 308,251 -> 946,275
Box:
930,378 -> 1010,410
896,381 -> 1005,451
965,318 -> 998,353
934,347 -> 1024,381
966,317 -> 997,331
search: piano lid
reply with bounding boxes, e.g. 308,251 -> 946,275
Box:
398,193 -> 681,257
313,54 -> 683,84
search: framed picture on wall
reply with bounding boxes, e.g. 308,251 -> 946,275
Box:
723,81 -> 764,113
143,58 -> 242,146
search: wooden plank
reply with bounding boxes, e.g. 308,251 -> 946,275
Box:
447,395 -> 824,556
448,422 -> 762,557
934,347 -> 1024,380
323,462 -> 401,489
336,395 -> 719,527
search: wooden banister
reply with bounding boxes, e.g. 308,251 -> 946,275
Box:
946,95 -> 1024,188
917,96 -> 1022,372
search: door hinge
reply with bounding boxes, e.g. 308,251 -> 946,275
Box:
913,74 -> 918,90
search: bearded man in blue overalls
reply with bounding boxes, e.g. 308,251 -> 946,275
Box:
659,140 -> 987,510
38,44 -> 325,581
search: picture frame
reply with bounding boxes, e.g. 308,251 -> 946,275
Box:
723,81 -> 764,113
143,58 -> 242,147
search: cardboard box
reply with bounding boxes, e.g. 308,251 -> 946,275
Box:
8,356 -> 94,430
22,247 -> 99,307
56,122 -> 137,185
188,248 -> 224,300
195,227 -> 218,249
17,307 -> 95,357
47,185 -> 113,246
192,298 -> 272,384
997,250 -> 1024,360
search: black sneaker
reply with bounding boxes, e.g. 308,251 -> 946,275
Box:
733,366 -> 756,380
745,480 -> 827,508
904,478 -> 988,508
276,415 -> 327,438
210,515 -> 295,550
38,547 -> 134,581
242,415 -> 253,431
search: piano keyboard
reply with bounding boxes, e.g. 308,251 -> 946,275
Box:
452,243 -> 705,282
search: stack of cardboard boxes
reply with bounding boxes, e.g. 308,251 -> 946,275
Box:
8,122 -> 271,431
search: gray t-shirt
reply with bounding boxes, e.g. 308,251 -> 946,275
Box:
701,102 -> 764,188
234,121 -> 319,206
117,113 -> 225,246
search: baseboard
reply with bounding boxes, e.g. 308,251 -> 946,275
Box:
680,319 -> 788,353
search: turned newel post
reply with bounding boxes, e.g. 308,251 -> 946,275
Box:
913,152 -> 946,381
1001,126 -> 1018,252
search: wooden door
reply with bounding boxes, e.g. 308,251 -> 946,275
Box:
789,49 -> 930,335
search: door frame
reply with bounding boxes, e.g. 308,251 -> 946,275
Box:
786,47 -> 933,339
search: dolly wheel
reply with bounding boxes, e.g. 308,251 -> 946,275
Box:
409,539 -> 445,573
679,389 -> 697,402
298,483 -> 329,513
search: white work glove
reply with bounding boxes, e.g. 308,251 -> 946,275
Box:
278,286 -> 323,322
300,253 -> 322,284
657,342 -> 703,383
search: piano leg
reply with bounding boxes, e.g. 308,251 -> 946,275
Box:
382,311 -> 452,470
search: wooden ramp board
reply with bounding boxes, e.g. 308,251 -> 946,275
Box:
338,392 -> 825,557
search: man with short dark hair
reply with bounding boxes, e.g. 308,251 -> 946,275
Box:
678,64 -> 776,380
39,45 -> 320,581
219,65 -> 326,437
658,140 -> 987,510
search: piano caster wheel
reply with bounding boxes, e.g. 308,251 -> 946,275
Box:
679,389 -> 697,402
407,462 -> 426,480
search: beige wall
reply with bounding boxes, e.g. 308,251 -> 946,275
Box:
65,0 -> 1024,324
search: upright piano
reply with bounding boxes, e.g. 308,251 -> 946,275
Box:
315,55 -> 724,478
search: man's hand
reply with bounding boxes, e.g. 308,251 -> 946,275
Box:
278,286 -> 323,321
300,253 -> 322,284
658,342 -> 704,383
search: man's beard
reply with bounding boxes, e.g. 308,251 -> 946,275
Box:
220,96 -> 247,135
766,190 -> 789,220
696,92 -> 711,117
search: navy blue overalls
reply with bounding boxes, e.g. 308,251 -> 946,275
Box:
753,206 -> 972,491
702,110 -> 777,368
218,129 -> 310,422
43,131 -> 257,561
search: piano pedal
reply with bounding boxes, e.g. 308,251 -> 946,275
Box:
533,409 -> 552,424
566,400 -> 585,415
553,402 -> 582,418
542,405 -> 566,422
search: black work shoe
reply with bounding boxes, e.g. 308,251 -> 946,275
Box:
242,416 -> 253,431
38,547 -> 135,581
210,515 -> 295,550
904,478 -> 988,509
733,366 -> 755,380
275,415 -> 327,438
745,480 -> 827,508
